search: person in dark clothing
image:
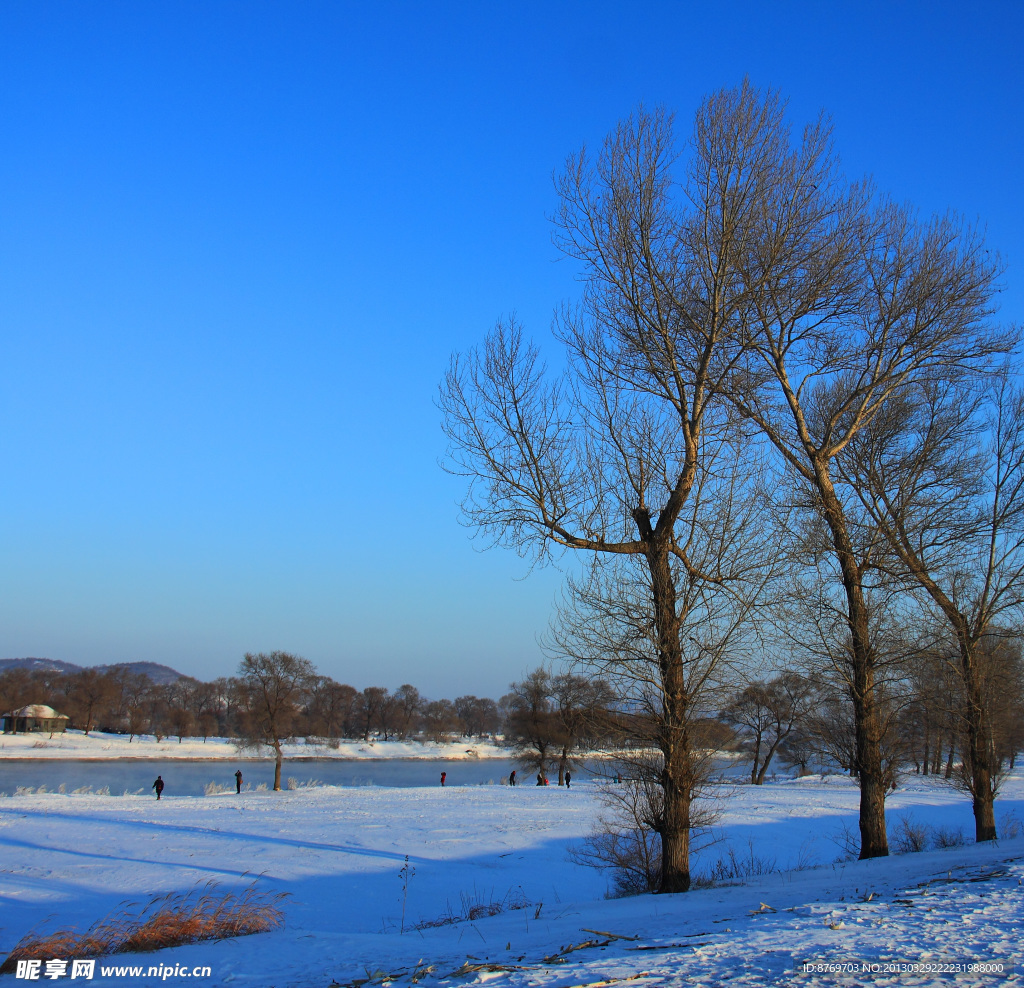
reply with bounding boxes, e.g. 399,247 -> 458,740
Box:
536,774 -> 543,786
152,776 -> 164,800
509,770 -> 516,786
235,770 -> 243,794
565,772 -> 571,789
440,772 -> 447,787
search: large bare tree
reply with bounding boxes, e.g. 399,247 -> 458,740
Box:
837,374 -> 1024,840
714,81 -> 1011,857
442,96 -> 784,891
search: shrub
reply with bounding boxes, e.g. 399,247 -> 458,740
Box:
999,811 -> 1022,840
0,882 -> 285,973
415,887 -> 532,930
890,815 -> 932,854
932,825 -> 965,849
568,765 -> 717,897
286,777 -> 322,790
695,841 -> 777,887
829,820 -> 860,861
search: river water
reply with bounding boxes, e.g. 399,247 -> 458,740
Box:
0,757 -> 525,797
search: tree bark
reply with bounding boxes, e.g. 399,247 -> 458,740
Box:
815,465 -> 889,858
274,742 -> 283,791
750,735 -> 762,785
755,739 -> 782,785
960,640 -> 998,841
647,541 -> 694,893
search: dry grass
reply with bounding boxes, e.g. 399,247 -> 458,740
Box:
0,882 -> 285,973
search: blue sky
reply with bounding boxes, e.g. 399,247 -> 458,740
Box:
1,2 -> 1022,698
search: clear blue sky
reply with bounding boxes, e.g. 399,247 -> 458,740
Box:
1,2 -> 1022,698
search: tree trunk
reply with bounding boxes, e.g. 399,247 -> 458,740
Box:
750,735 -> 762,785
755,740 -> 781,785
659,757 -> 692,893
816,468 -> 889,859
273,743 -> 283,791
945,742 -> 955,779
558,748 -> 568,786
646,541 -> 693,894
960,640 -> 998,842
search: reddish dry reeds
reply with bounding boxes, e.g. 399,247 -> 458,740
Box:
1,882 -> 285,973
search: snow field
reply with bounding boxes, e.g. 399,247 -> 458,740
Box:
0,770 -> 1021,986
0,730 -> 508,761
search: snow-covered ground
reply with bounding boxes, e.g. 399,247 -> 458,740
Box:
0,730 -> 507,761
1,769 -> 1022,986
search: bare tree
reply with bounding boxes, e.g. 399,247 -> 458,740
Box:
454,695 -> 500,738
504,669 -> 561,780
356,687 -> 391,741
420,698 -> 458,742
165,677 -> 199,742
306,675 -> 355,739
550,672 -> 616,785
393,684 -> 423,739
835,374 -> 1024,840
443,95 -> 781,892
711,78 -> 1012,857
721,672 -> 812,784
65,668 -> 115,736
236,651 -> 315,791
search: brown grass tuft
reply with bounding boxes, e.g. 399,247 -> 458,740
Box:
1,882 -> 285,973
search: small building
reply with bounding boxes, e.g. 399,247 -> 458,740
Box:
1,704 -> 70,734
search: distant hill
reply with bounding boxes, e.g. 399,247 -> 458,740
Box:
97,662 -> 184,685
0,658 -> 184,684
0,657 -> 82,675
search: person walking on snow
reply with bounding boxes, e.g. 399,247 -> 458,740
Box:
440,771 -> 446,787
152,775 -> 164,800
235,769 -> 243,794
565,772 -> 571,789
509,770 -> 516,786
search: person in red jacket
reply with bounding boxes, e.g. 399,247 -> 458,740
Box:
440,772 -> 447,787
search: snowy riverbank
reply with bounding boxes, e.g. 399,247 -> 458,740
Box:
0,729 -> 508,761
1,768 -> 1022,985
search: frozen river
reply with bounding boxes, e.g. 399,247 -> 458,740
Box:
0,756 -> 524,796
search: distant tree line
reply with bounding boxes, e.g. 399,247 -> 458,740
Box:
0,659 -> 507,747
719,634 -> 1024,787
